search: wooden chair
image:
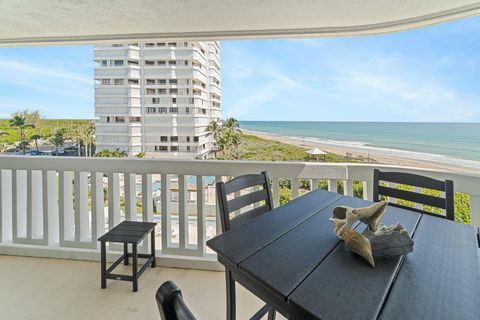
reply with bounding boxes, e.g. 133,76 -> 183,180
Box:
156,281 -> 196,320
373,169 -> 455,221
216,171 -> 276,320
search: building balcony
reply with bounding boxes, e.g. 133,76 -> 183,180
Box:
94,66 -> 140,79
94,46 -> 140,60
0,157 -> 479,319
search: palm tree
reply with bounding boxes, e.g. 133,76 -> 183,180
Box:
224,117 -> 240,133
230,131 -> 243,160
81,122 -> 95,157
30,133 -> 42,152
205,120 -> 222,158
9,114 -> 35,155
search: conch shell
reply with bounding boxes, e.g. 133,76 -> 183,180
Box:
329,201 -> 413,267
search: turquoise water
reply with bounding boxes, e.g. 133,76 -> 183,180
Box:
240,121 -> 480,162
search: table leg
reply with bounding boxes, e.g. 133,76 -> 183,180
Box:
100,241 -> 106,289
132,243 -> 138,292
151,230 -> 156,268
123,242 -> 129,265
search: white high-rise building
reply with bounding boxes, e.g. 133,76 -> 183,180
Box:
94,41 -> 221,159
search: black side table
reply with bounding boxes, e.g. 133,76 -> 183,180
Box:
98,220 -> 157,292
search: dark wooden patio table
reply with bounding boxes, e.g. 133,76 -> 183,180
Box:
207,189 -> 480,320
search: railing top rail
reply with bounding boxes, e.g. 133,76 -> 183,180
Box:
0,156 -> 479,194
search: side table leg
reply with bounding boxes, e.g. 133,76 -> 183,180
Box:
123,242 -> 129,265
101,241 -> 106,289
132,243 -> 138,292
151,230 -> 156,268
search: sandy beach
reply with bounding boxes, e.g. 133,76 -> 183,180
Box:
245,130 -> 480,174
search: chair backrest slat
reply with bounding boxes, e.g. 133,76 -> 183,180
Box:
223,173 -> 269,194
229,205 -> 270,229
217,171 -> 273,232
373,169 -> 455,221
227,188 -> 269,213
377,171 -> 446,191
378,185 -> 447,209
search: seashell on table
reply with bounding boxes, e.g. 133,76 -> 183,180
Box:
330,201 -> 414,267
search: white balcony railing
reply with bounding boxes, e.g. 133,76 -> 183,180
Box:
0,157 -> 479,270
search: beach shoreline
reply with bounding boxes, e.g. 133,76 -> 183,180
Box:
244,129 -> 480,174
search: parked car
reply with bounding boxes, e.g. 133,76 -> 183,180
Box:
64,146 -> 78,152
52,149 -> 65,156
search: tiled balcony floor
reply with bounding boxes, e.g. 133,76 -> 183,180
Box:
0,255 -> 285,320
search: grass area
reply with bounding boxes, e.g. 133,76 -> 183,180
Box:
0,119 -> 92,144
239,134 -> 368,162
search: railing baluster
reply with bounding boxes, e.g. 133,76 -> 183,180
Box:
124,173 -> 137,221
272,177 -> 279,208
43,170 -> 57,245
311,179 -> 319,191
107,173 -> 121,229
161,174 -> 172,250
26,170 -> 33,240
327,179 -> 337,193
141,174 -> 153,222
291,179 -> 299,199
215,176 -> 222,234
344,180 -> 354,196
178,174 -> 188,249
362,181 -> 373,201
91,172 -> 105,246
469,194 -> 480,227
197,175 -> 205,256
74,172 -> 89,242
59,171 -> 74,243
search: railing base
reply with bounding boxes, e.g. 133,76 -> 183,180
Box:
0,243 -> 223,272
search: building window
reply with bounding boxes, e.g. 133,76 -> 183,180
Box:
158,89 -> 167,94
114,60 -> 124,66
114,79 -> 124,85
128,79 -> 138,85
194,137 -> 199,142
101,60 -> 108,66
168,42 -> 177,47
169,89 -> 178,94
146,43 -> 155,47
146,107 -> 156,114
159,146 -> 168,152
152,98 -> 160,104
106,116 -> 110,123
160,136 -> 168,142
101,79 -> 111,85
185,107 -> 190,114
170,107 -> 178,113
169,61 -> 176,66
171,146 -> 179,152
169,79 -> 177,85
154,146 -> 158,151
186,146 -> 191,152
115,117 -> 125,123
145,60 -> 155,66
129,117 -> 141,123
146,79 -> 155,85
170,136 -> 178,142
158,79 -> 166,85
159,107 -> 168,114
128,60 -> 139,66
157,43 -> 165,47
184,42 -> 189,47
186,136 -> 190,142
184,60 -> 189,66
172,98 -> 176,104
146,89 -> 155,95
158,61 -> 166,66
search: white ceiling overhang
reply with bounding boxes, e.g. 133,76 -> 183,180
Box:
0,0 -> 479,46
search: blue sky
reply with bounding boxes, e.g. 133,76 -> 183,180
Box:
0,16 -> 479,122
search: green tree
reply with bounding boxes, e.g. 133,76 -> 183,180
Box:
49,129 -> 65,154
9,114 -> 35,155
81,122 -> 96,157
30,133 -> 42,152
94,149 -> 128,158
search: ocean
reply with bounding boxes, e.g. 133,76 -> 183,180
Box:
240,121 -> 480,167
